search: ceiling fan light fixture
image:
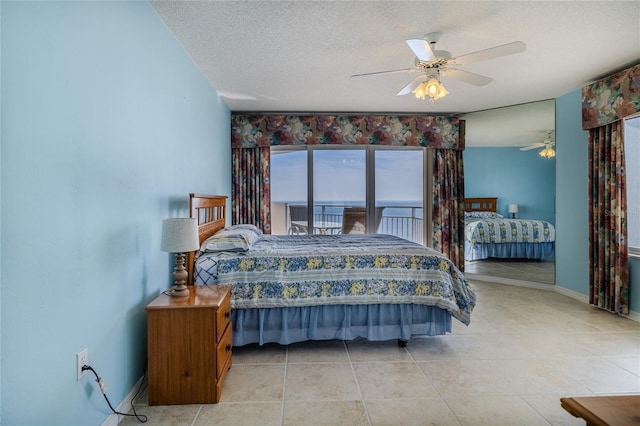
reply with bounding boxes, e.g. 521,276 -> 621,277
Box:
539,146 -> 556,158
412,76 -> 448,102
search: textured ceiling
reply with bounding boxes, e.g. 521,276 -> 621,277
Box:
151,1 -> 639,147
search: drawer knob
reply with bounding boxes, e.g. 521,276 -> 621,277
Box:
225,343 -> 232,352
224,311 -> 230,319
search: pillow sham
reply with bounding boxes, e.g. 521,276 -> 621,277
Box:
224,224 -> 263,236
465,211 -> 504,219
200,228 -> 261,252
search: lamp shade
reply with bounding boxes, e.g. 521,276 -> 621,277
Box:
161,218 -> 200,253
508,204 -> 519,214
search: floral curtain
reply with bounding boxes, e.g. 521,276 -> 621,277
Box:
230,114 -> 465,264
432,148 -> 465,270
587,122 -> 629,314
231,146 -> 271,233
582,63 -> 639,315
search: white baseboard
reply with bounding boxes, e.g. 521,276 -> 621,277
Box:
555,284 -> 640,322
518,281 -> 640,323
627,310 -> 640,322
101,375 -> 146,426
553,284 -> 589,303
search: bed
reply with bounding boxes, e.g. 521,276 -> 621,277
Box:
187,194 -> 476,347
464,197 -> 555,261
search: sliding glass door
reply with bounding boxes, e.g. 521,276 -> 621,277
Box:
375,149 -> 425,244
313,149 -> 366,234
270,149 -> 308,235
271,146 -> 427,244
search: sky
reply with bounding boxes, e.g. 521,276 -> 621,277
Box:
271,148 -> 424,204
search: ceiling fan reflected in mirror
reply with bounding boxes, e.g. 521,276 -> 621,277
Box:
351,32 -> 526,102
520,131 -> 556,158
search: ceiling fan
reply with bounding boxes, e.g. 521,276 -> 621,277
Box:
520,131 -> 556,158
351,32 -> 526,102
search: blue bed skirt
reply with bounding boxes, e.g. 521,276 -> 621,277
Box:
465,241 -> 555,261
232,304 -> 452,346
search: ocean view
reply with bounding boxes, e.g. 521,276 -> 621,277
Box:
277,200 -> 424,219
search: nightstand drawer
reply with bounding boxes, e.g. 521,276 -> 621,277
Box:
216,323 -> 232,380
216,288 -> 231,342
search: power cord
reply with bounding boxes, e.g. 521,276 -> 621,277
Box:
81,365 -> 148,423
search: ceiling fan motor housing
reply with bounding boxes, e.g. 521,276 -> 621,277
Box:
425,32 -> 442,44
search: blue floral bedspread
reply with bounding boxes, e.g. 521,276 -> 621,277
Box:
195,234 -> 476,325
465,218 -> 555,244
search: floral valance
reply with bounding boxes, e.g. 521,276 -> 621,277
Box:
582,63 -> 640,130
231,114 -> 465,150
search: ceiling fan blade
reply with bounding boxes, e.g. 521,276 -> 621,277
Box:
350,67 -> 418,78
396,75 -> 425,96
405,39 -> 435,62
453,41 -> 526,66
442,68 -> 493,86
520,143 -> 545,151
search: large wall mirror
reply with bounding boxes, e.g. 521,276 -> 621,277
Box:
460,100 -> 556,286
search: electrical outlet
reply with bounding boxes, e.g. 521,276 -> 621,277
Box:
77,348 -> 88,380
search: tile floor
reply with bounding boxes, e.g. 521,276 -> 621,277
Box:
465,259 -> 555,285
123,281 -> 639,425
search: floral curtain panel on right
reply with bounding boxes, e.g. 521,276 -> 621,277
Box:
582,63 -> 640,314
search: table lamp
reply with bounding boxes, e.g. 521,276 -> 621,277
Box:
508,204 -> 519,219
161,218 -> 200,297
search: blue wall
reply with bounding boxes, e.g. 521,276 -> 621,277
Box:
463,147 -> 556,224
555,89 -> 640,313
0,3 -> 3,418
1,2 -> 231,424
631,258 -> 640,313
555,90 -> 589,294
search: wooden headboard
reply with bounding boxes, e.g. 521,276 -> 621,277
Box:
464,197 -> 498,213
187,194 -> 228,284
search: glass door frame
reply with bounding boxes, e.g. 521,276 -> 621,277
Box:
271,145 -> 431,246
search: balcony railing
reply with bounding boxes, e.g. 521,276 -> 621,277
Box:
274,202 -> 425,245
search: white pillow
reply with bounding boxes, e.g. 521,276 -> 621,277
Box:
200,228 -> 260,252
224,224 -> 263,236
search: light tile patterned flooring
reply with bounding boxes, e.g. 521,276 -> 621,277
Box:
123,281 -> 639,425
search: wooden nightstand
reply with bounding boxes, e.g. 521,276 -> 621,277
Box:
146,285 -> 232,405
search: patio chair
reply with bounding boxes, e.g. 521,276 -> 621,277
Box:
341,207 -> 385,234
288,205 -> 308,235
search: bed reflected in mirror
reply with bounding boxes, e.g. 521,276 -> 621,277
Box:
461,100 -> 556,286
